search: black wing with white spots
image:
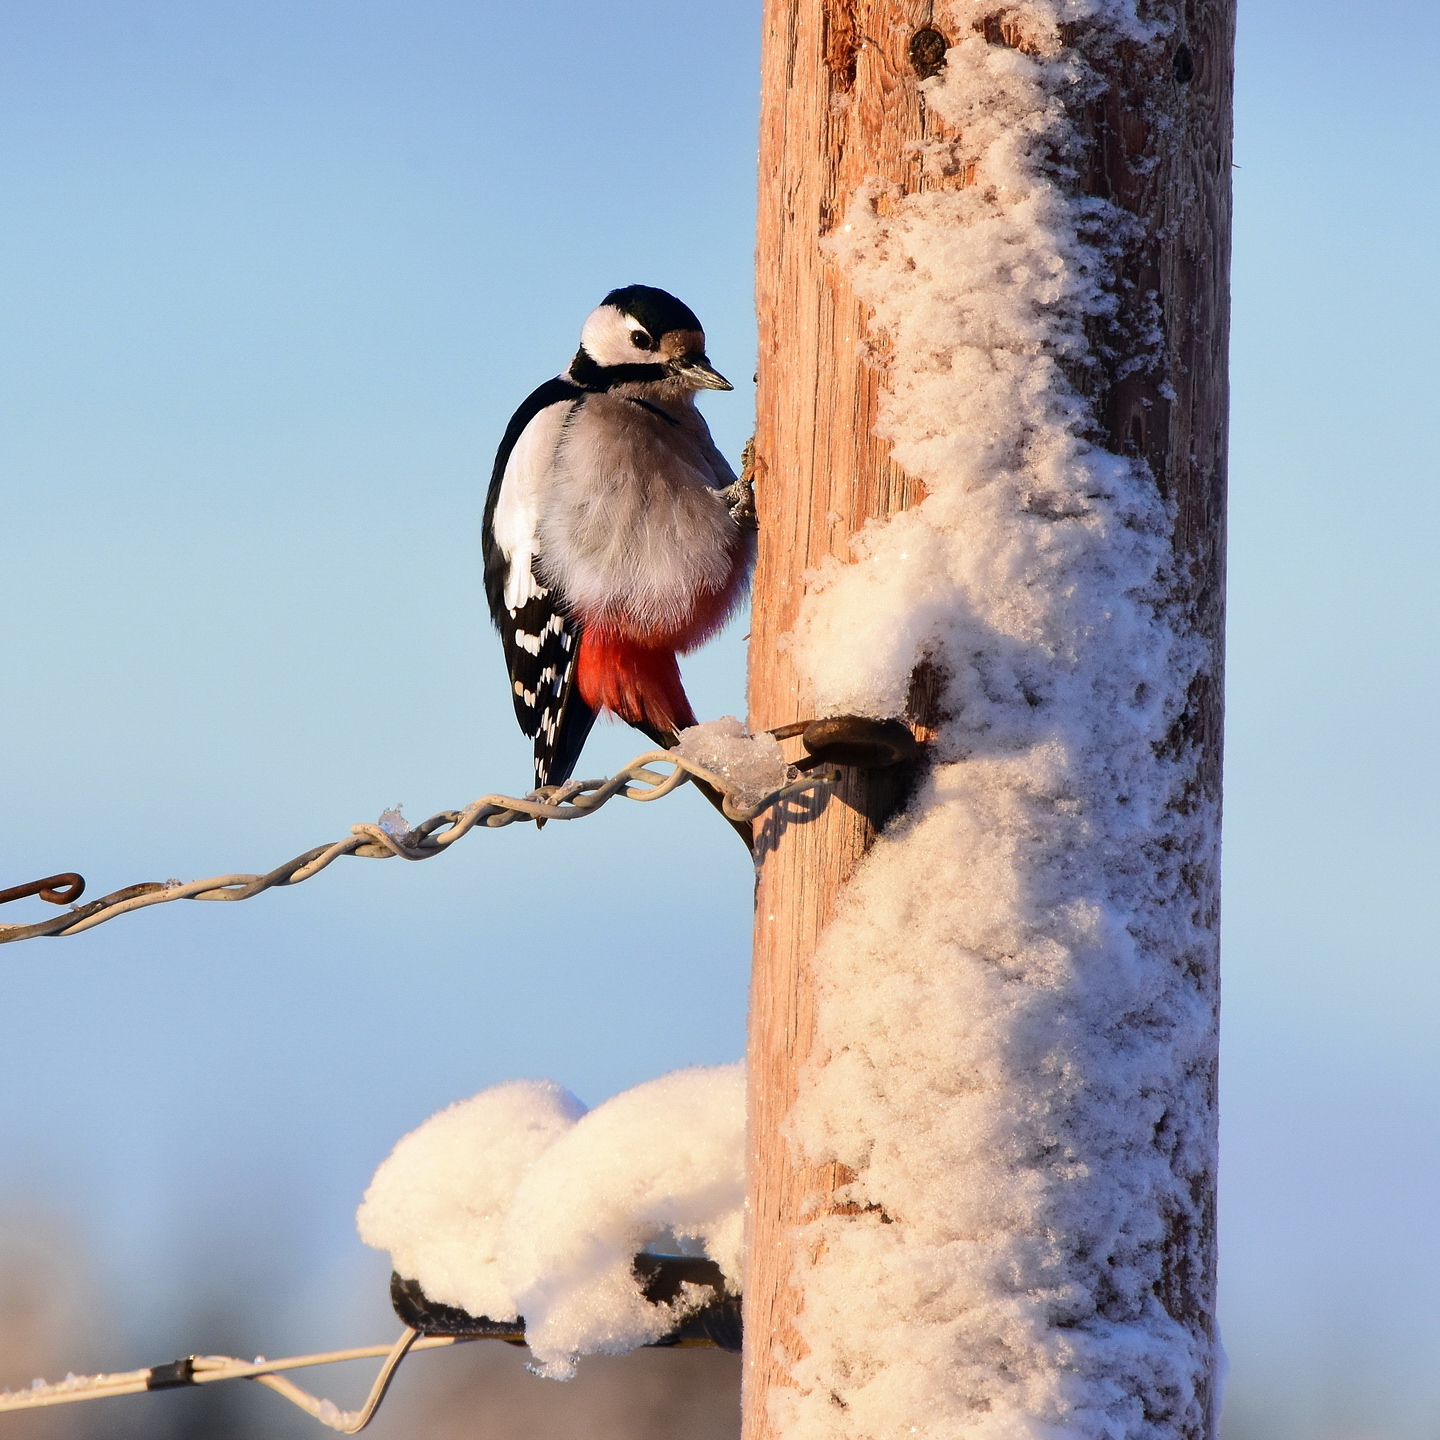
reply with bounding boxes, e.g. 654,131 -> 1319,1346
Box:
482,377 -> 596,790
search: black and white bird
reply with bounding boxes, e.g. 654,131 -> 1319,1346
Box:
482,285 -> 754,790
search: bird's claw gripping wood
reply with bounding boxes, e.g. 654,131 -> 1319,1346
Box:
725,436 -> 759,530
720,474 -> 757,530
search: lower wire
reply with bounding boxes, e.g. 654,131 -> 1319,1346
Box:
0,1329 -> 465,1434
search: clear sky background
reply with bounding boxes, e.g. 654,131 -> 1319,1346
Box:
0,3 -> 1435,1438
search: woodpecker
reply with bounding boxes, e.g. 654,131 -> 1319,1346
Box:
482,285 -> 754,791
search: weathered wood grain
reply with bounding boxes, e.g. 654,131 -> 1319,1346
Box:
744,1 -> 1233,1435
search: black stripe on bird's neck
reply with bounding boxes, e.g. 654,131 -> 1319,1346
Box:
568,348 -> 669,391
624,396 -> 681,427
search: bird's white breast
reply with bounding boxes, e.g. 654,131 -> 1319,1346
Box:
536,393 -> 740,635
491,400 -> 574,613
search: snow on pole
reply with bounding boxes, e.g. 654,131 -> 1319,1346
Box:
746,1 -> 1231,1438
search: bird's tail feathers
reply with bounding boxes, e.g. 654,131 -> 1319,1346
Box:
533,692 -> 597,796
575,630 -> 697,738
572,631 -> 753,854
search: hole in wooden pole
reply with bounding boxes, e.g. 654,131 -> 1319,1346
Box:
909,28 -> 949,80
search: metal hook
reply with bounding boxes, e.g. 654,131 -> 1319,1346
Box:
768,717 -> 921,769
0,873 -> 86,908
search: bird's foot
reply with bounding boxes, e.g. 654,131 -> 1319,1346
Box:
721,475 -> 757,530
720,437 -> 759,531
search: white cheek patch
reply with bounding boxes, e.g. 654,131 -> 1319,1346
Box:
579,306 -> 654,366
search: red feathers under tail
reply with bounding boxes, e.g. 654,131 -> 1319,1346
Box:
575,630 -> 697,737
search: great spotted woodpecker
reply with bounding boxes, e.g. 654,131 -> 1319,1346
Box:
482,285 -> 754,790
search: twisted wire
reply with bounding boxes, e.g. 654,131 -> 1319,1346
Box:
0,1329 -> 454,1432
1,750 -> 834,946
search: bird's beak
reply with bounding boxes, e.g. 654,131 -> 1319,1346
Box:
670,355 -> 733,391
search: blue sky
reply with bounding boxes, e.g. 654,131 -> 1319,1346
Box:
1,2 -> 1437,1437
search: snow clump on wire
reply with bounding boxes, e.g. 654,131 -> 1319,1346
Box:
357,1064 -> 743,1379
676,716 -> 789,810
376,804 -> 410,839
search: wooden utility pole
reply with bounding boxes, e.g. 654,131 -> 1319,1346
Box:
744,1 -> 1233,1437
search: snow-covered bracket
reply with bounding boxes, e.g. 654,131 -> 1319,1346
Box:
2,1063 -> 748,1432
356,1065 -> 747,1379
389,1255 -> 741,1353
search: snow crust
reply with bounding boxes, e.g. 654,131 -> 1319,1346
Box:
357,1080 -> 585,1323
676,717 -> 789,810
358,1064 -> 744,1380
376,803 -> 410,839
771,3 -> 1221,1437
503,1063 -> 745,1376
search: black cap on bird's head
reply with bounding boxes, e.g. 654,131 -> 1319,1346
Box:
600,284 -> 702,337
571,284 -> 732,392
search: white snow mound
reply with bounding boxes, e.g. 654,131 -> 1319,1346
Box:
356,1079 -> 586,1321
357,1064 -> 745,1379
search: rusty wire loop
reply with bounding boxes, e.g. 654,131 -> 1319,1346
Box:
0,750 -> 836,947
0,872 -> 85,908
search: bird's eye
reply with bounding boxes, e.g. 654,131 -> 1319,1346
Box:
630,331 -> 655,350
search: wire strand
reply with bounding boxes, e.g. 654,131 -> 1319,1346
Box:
1,749 -> 835,946
0,1331 -> 460,1432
